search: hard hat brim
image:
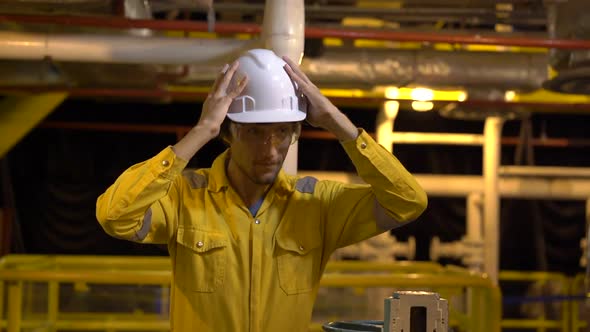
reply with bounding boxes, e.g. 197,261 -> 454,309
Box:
227,109 -> 306,124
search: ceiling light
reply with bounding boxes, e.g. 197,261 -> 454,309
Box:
411,88 -> 434,101
457,92 -> 468,102
505,90 -> 516,101
411,101 -> 434,112
385,86 -> 399,99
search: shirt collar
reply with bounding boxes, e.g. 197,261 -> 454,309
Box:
207,149 -> 295,196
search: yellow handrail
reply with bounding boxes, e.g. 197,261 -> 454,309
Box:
0,255 -> 500,332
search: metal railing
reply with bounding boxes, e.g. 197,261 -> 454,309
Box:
0,255 -> 501,332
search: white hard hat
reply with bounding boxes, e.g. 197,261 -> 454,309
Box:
227,49 -> 307,123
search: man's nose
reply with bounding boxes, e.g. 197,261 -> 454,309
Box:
259,136 -> 280,154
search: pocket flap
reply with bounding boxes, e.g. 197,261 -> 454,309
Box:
275,230 -> 320,255
177,227 -> 228,253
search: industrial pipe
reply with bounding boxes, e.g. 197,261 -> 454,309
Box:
300,49 -> 547,90
2,13 -> 590,49
482,117 -> 504,284
258,0 -> 305,175
0,31 -> 251,64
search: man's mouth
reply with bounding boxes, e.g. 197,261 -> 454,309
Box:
255,161 -> 278,167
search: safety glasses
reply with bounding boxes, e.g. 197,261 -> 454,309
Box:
232,122 -> 300,147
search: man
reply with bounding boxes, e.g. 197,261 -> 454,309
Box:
96,49 -> 427,331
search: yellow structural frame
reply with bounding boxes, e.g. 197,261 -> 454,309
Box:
0,93 -> 67,158
0,254 -> 501,332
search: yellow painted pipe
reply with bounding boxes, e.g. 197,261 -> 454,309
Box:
7,281 -> 22,332
0,93 -> 67,158
501,319 -> 562,328
0,255 -> 503,332
320,273 -> 495,288
325,260 -> 444,272
499,270 -> 568,282
0,270 -> 172,284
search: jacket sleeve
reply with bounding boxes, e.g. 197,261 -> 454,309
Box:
96,146 -> 188,244
322,129 -> 427,250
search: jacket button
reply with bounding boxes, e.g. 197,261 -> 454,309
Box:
299,245 -> 305,251
255,219 -> 260,224
161,160 -> 170,167
360,142 -> 367,149
196,241 -> 204,248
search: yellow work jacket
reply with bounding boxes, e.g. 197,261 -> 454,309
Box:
96,129 -> 427,332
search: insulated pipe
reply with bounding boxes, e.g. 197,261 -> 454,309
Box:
483,117 -> 504,285
300,49 -> 547,90
260,0 -> 304,64
259,0 -> 305,176
2,13 -> 590,49
0,31 -> 251,64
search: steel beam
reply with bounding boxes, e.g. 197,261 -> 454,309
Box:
0,93 -> 67,158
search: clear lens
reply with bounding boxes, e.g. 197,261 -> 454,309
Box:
234,123 -> 298,147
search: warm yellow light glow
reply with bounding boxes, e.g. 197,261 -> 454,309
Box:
458,92 -> 468,102
411,101 -> 434,112
384,100 -> 399,118
377,86 -> 467,101
505,90 -> 516,101
411,88 -> 434,101
510,88 -> 590,103
384,86 -> 399,99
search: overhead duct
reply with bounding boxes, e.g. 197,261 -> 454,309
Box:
0,31 -> 251,64
543,0 -> 590,94
174,48 -> 547,93
296,49 -> 547,91
0,40 -> 549,91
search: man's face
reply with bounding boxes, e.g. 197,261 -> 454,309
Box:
229,122 -> 298,185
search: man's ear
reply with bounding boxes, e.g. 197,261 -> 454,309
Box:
219,118 -> 233,146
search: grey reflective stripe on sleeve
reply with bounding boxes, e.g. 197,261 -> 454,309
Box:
373,199 -> 403,230
295,176 -> 318,194
183,171 -> 208,189
134,208 -> 153,241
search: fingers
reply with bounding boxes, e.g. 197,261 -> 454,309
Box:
210,63 -> 230,93
282,56 -> 312,85
227,76 -> 248,99
216,60 -> 240,97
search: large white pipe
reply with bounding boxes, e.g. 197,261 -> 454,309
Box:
260,0 -> 305,175
0,31 -> 251,64
261,0 -> 305,64
482,117 -> 503,285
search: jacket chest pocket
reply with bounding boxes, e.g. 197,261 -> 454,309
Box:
275,231 -> 322,295
175,227 -> 228,293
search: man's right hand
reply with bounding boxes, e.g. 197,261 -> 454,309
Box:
173,61 -> 247,161
197,60 -> 248,139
